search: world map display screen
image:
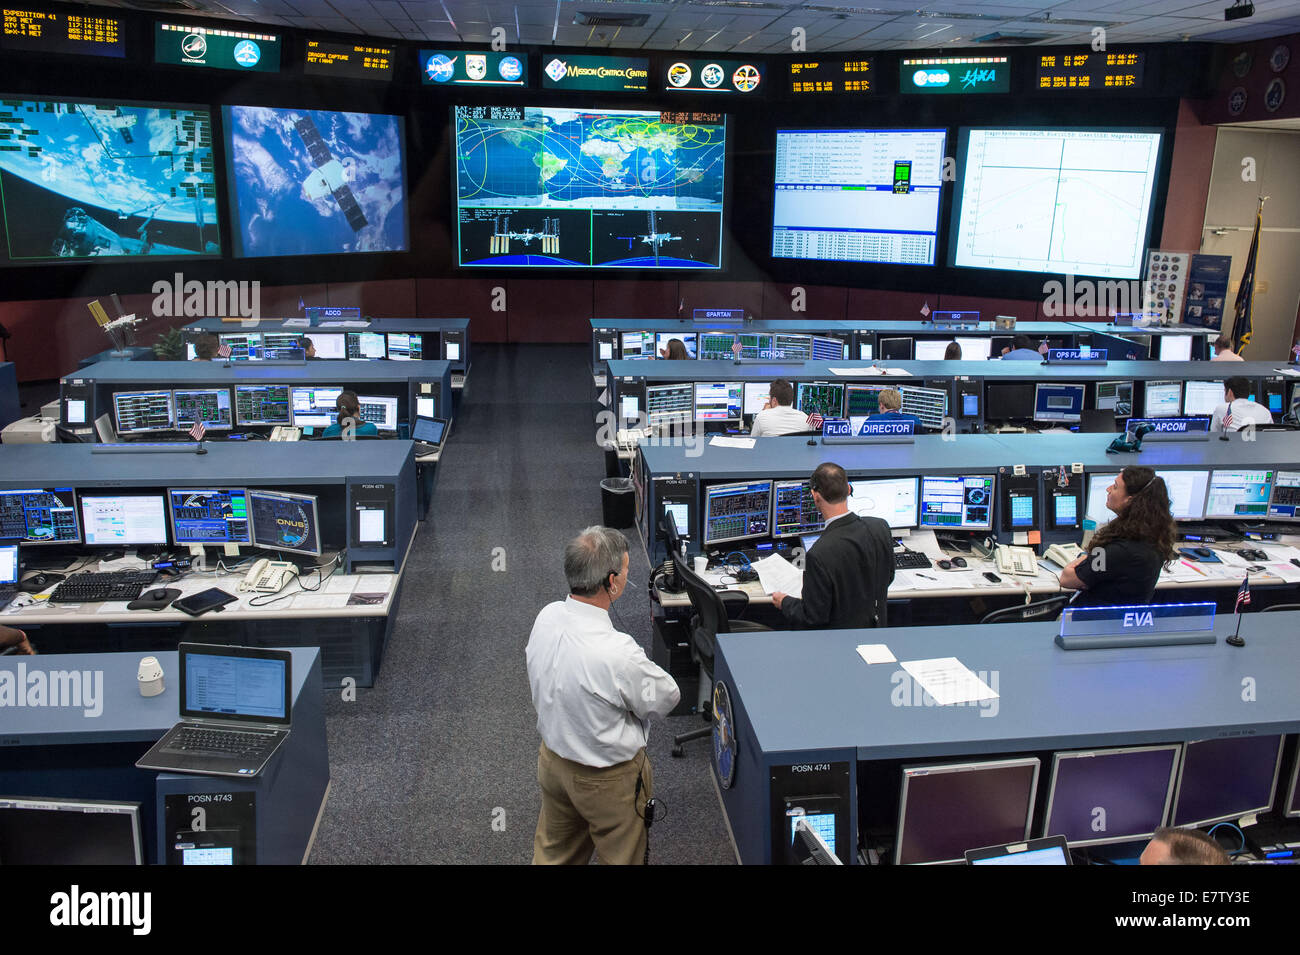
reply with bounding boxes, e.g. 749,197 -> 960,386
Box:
223,104 -> 408,258
453,105 -> 726,269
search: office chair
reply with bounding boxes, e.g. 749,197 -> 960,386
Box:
1261,604 -> 1300,613
979,594 -> 1071,625
671,553 -> 770,757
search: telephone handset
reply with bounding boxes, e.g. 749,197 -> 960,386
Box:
995,545 -> 1039,577
238,558 -> 299,593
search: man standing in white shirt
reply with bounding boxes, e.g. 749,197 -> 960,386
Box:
750,378 -> 810,436
1210,376 -> 1273,432
527,526 -> 680,864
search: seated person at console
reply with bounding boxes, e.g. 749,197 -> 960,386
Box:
1000,335 -> 1047,360
300,337 -> 319,360
322,391 -> 379,438
771,463 -> 894,629
750,379 -> 811,437
944,342 -> 962,360
658,338 -> 689,360
193,333 -> 219,361
1210,376 -> 1273,432
1210,336 -> 1244,362
1059,466 -> 1177,607
1140,827 -> 1229,865
866,389 -> 922,430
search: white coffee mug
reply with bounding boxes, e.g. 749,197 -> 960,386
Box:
693,556 -> 708,574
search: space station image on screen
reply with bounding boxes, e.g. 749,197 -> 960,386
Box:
453,105 -> 725,268
0,99 -> 220,263
223,105 -> 407,258
248,491 -> 320,556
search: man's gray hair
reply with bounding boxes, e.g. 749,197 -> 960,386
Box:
565,525 -> 629,597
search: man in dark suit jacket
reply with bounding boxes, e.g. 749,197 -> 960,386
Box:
772,462 -> 895,629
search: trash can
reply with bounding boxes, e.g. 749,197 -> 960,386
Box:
600,477 -> 635,528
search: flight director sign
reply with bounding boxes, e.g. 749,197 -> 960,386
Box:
902,57 -> 1009,94
155,23 -> 280,72
544,55 -> 649,92
421,49 -> 528,86
664,58 -> 763,94
822,417 -> 915,444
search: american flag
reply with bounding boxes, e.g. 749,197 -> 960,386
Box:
1224,405 -> 1234,431
806,412 -> 824,429
188,420 -> 206,442
1236,575 -> 1251,612
920,301 -> 931,317
217,341 -> 232,359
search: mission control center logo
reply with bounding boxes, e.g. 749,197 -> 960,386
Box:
545,58 -> 649,84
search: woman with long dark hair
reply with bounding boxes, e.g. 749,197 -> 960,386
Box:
1059,465 -> 1178,607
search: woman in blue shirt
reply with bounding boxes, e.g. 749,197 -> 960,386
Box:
322,391 -> 379,438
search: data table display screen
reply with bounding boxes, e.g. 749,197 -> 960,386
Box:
703,480 -> 772,545
1037,52 -> 1144,92
304,38 -> 393,80
1,6 -> 124,57
788,57 -> 874,95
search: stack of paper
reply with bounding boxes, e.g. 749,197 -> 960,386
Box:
751,554 -> 803,598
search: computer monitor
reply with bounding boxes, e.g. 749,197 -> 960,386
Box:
247,488 -> 322,556
847,476 -> 919,529
919,475 -> 995,531
1158,335 -> 1193,361
694,382 -> 743,422
218,332 -> 261,360
697,332 -> 735,361
355,394 -> 399,433
416,396 -> 436,419
646,383 -> 695,429
914,339 -> 951,361
844,384 -> 887,417
1143,380 -> 1183,418
1171,735 -> 1284,828
661,505 -> 688,550
702,480 -> 772,546
346,331 -> 387,360
772,479 -> 826,539
173,388 -> 233,431
1033,383 -> 1085,424
796,382 -> 845,419
811,335 -> 846,361
0,488 -> 81,544
310,333 -> 346,360
655,333 -> 697,359
234,385 -> 292,427
1204,469 -> 1274,519
113,390 -> 174,434
167,489 -> 252,546
966,835 -> 1071,866
261,332 -> 305,360
1095,381 -> 1134,416
0,797 -> 142,864
791,816 -> 840,865
0,544 -> 16,585
899,385 -> 948,429
859,342 -> 874,361
895,757 -> 1040,865
620,331 -> 655,359
955,337 -> 992,360
79,494 -> 168,546
290,386 -> 345,429
1042,745 -> 1181,847
742,382 -> 771,417
386,333 -> 423,360
1267,470 -> 1300,520
879,337 -> 912,361
1183,380 -> 1223,417
986,383 -> 1035,421
1086,470 -> 1209,523
734,332 -> 772,361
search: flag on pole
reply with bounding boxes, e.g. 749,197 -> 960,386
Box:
1224,405 -> 1234,431
188,420 -> 206,442
806,412 -> 824,430
217,341 -> 232,359
920,301 -> 931,318
1235,575 -> 1251,613
1230,198 -> 1264,353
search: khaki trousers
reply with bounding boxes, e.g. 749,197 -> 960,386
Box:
532,742 -> 653,865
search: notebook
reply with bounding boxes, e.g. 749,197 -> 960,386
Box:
135,644 -> 292,778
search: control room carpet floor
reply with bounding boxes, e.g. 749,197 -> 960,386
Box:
310,343 -> 736,865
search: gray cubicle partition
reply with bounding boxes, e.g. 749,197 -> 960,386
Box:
0,361 -> 19,431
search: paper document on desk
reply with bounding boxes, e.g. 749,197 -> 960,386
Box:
355,574 -> 396,593
291,593 -> 351,610
751,554 -> 803,598
1213,550 -> 1248,568
1162,561 -> 1210,582
317,320 -> 370,327
828,367 -> 911,377
892,570 -> 949,591
856,644 -> 896,665
906,530 -> 946,561
322,575 -> 360,595
1274,367 -> 1300,378
1264,562 -> 1300,583
900,657 -> 998,706
709,436 -> 756,450
95,600 -> 134,615
1260,544 -> 1300,562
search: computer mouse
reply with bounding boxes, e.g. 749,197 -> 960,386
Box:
148,589 -> 172,601
983,572 -> 1002,583
951,556 -> 968,568
1193,547 -> 1213,559
937,559 -> 952,570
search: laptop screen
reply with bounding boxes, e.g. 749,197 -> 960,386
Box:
412,416 -> 447,445
0,545 -> 17,585
180,646 -> 291,724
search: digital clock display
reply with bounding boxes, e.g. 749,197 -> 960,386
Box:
1,6 -> 124,57
788,57 -> 874,95
1037,52 -> 1145,91
304,38 -> 393,80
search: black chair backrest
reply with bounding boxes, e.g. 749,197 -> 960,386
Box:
1261,603 -> 1300,613
979,594 -> 1071,625
674,553 -> 729,639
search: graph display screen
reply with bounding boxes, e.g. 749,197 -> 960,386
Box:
772,128 -> 946,266
0,98 -> 219,264
950,128 -> 1162,279
453,105 -> 725,269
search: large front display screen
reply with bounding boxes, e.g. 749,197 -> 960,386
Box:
949,127 -> 1161,280
223,105 -> 407,258
453,105 -> 725,269
0,98 -> 219,263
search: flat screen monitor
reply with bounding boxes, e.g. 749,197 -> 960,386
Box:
0,544 -> 16,585
914,339 -> 952,361
79,494 -> 168,546
112,390 -> 174,434
167,488 -> 252,546
772,127 -> 947,266
453,105 -> 725,269
234,384 -> 292,426
0,98 -> 220,266
847,476 -> 918,529
1034,383 -> 1085,423
986,383 -> 1035,421
173,388 -> 233,431
698,332 -> 735,361
734,333 -> 771,361
796,382 -> 845,419
966,836 -> 1071,866
620,331 -> 655,360
354,394 -> 399,432
0,488 -> 80,544
386,333 -> 423,360
845,384 -> 888,417
949,127 -> 1161,280
694,382 -> 743,422
655,333 -> 697,359
1158,335 -> 1193,361
1042,745 -> 1181,847
772,479 -> 825,539
919,475 -> 995,531
878,337 -> 912,361
955,337 -> 992,360
1182,379 -> 1222,417
1267,469 -> 1300,521
1086,470 -> 1209,523
310,333 -> 346,359
346,331 -> 387,360
219,332 -> 261,360
1204,469 -> 1273,519
899,384 -> 947,429
895,757 -> 1040,865
811,335 -> 846,361
0,797 -> 142,864
247,488 -> 321,556
261,332 -> 305,360
859,342 -> 874,361
223,105 -> 408,258
768,334 -> 812,361
1095,380 -> 1133,415
646,383 -> 694,428
290,386 -> 344,428
1143,380 -> 1182,418
702,480 -> 772,546
742,382 -> 771,417
1172,735 -> 1284,828
416,396 -> 436,419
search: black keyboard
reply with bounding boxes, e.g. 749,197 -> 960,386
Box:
47,571 -> 158,603
162,727 -> 276,758
894,550 -> 932,570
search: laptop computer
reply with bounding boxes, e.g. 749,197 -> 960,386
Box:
0,544 -> 19,609
136,643 -> 292,778
965,834 -> 1073,866
412,415 -> 450,455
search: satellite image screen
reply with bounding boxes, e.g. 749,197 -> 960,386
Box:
223,104 -> 407,258
0,97 -> 220,263
453,105 -> 726,269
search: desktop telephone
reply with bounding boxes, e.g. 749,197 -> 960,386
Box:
995,545 -> 1039,577
238,559 -> 299,593
1044,543 -> 1087,568
270,426 -> 301,442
